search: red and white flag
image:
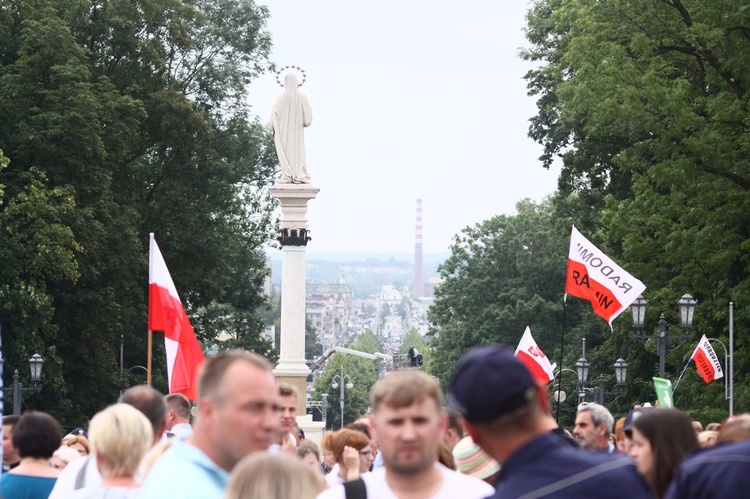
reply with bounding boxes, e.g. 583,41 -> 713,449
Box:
515,327 -> 556,383
566,226 -> 646,327
691,335 -> 723,384
149,234 -> 205,401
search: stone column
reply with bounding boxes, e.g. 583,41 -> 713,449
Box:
269,183 -> 319,415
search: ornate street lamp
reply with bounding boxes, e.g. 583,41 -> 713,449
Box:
29,353 -> 44,383
614,358 -> 628,387
575,357 -> 590,388
631,293 -> 696,378
332,365 -> 353,429
631,295 -> 648,330
5,353 -> 45,415
677,294 -> 697,329
576,339 -> 628,406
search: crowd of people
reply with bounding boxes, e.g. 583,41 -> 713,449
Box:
1,346 -> 750,498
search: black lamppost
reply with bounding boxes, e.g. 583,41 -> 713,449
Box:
575,339 -> 628,406
331,365 -> 353,429
4,353 -> 44,415
631,294 -> 697,378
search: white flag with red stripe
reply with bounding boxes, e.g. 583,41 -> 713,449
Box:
515,327 -> 556,383
149,234 -> 205,401
691,335 -> 723,384
565,226 -> 646,327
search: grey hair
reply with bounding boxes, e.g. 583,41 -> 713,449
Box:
577,403 -> 614,434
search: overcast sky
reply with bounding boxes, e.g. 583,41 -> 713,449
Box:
249,1 -> 560,255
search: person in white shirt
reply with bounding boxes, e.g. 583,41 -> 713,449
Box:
316,370 -> 494,499
164,393 -> 193,441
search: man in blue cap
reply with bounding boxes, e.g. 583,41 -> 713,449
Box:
449,345 -> 652,498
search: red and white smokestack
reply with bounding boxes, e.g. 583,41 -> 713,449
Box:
414,199 -> 424,297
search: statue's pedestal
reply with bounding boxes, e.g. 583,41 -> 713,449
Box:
270,183 -> 319,416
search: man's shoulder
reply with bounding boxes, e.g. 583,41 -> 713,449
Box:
664,440 -> 750,499
139,442 -> 229,499
499,440 -> 650,498
682,438 -> 750,465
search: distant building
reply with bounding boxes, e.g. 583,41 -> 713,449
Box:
305,280 -> 353,351
380,285 -> 403,304
423,276 -> 442,298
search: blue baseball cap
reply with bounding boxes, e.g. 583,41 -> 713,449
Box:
449,346 -> 537,423
623,407 -> 653,435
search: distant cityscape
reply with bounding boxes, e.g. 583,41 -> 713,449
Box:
265,252 -> 448,356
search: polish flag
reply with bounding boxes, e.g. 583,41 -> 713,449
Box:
691,335 -> 723,384
566,226 -> 646,327
515,327 -> 556,383
149,234 -> 205,401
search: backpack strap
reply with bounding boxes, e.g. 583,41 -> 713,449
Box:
343,478 -> 367,499
74,456 -> 91,490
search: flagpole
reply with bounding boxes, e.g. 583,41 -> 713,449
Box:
147,330 -> 153,387
729,302 -> 734,415
148,233 -> 154,388
556,298 -> 567,423
671,357 -> 692,397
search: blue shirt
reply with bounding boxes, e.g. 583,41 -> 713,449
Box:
664,439 -> 750,499
0,474 -> 57,499
139,440 -> 229,499
490,433 -> 652,499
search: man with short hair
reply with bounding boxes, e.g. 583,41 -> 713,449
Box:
442,408 -> 464,452
450,346 -> 651,498
49,385 -> 168,498
164,392 -> 193,440
2,415 -> 21,472
273,382 -> 297,450
317,370 -> 494,499
574,402 -> 614,452
140,350 -> 279,498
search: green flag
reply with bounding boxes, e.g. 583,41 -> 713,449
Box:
653,377 -> 673,408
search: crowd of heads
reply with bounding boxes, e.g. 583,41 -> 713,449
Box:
2,346 -> 749,499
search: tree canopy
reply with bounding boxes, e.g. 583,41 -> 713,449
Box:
313,331 -> 384,429
0,0 -> 277,424
465,0 -> 750,423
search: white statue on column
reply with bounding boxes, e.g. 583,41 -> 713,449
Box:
268,67 -> 312,184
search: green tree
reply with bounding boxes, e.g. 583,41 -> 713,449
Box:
305,318 -> 322,361
0,165 -> 80,416
311,330 -> 384,429
523,0 -> 750,422
427,198 -> 636,425
0,0 -> 276,424
429,198 -> 568,384
350,329 -> 383,355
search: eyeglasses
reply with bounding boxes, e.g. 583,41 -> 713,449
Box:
359,450 -> 373,457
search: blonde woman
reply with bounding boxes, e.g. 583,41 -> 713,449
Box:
226,453 -> 325,499
71,404 -> 153,498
